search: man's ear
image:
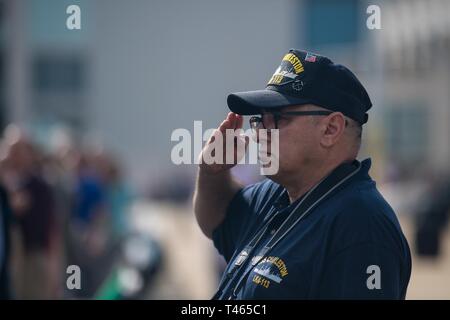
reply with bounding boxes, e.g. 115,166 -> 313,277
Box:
320,112 -> 346,147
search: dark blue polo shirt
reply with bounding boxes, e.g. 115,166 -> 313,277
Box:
212,159 -> 411,299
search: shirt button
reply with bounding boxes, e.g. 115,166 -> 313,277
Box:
270,229 -> 276,235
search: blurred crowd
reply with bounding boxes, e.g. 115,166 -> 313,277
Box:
0,124 -> 132,299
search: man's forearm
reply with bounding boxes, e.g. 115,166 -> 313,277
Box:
193,168 -> 243,239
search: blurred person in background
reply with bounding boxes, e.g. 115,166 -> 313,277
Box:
49,138 -> 87,298
93,152 -> 131,242
39,149 -> 77,298
1,129 -> 59,299
71,151 -> 107,253
68,149 -> 131,297
415,173 -> 450,258
0,180 -> 12,299
67,150 -> 107,297
0,124 -> 135,299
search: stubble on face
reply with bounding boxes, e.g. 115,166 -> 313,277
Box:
263,105 -> 323,182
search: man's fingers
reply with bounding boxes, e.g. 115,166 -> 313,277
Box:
206,128 -> 220,144
235,114 -> 244,129
229,112 -> 244,130
228,112 -> 237,129
218,120 -> 230,133
218,112 -> 235,132
218,121 -> 227,133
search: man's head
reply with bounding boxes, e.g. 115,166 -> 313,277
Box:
227,49 -> 371,182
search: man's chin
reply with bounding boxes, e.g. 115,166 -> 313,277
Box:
259,161 -> 281,178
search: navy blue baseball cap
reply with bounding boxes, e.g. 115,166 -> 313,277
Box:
227,49 -> 372,125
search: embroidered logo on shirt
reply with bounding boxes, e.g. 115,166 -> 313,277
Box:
252,256 -> 288,289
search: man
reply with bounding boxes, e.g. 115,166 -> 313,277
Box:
193,49 -> 411,299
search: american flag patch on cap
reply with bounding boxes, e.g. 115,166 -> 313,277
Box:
305,53 -> 317,62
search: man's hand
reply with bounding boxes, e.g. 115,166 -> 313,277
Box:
198,112 -> 249,175
194,112 -> 247,239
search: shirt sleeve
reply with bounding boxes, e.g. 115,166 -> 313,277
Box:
211,184 -> 254,263
317,242 -> 404,299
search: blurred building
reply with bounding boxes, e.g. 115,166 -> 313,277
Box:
378,0 -> 450,177
2,0 -> 292,193
2,0 -> 449,191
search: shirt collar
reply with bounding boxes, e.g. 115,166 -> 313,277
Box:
272,157 -> 372,211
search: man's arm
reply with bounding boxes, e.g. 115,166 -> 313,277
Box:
194,169 -> 242,239
193,112 -> 248,239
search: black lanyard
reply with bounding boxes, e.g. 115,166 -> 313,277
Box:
212,160 -> 362,300
212,202 -> 282,300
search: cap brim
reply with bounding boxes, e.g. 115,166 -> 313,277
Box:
227,89 -> 312,115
